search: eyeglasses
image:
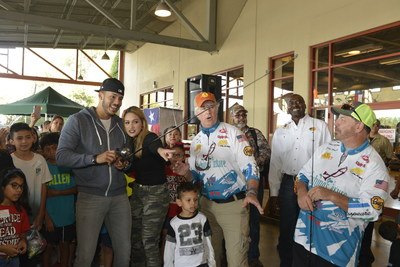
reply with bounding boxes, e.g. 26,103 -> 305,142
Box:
234,113 -> 247,118
8,182 -> 24,190
197,103 -> 219,113
341,104 -> 363,123
172,153 -> 184,158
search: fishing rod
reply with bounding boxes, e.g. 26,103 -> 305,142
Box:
117,98 -> 225,160
118,54 -> 299,160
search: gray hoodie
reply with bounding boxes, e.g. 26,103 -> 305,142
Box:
56,107 -> 127,197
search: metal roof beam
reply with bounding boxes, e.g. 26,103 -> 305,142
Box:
85,0 -> 125,29
0,0 -> 15,11
0,10 -> 214,52
164,0 -> 206,42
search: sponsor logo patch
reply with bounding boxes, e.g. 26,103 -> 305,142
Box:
362,155 -> 369,163
217,140 -> 230,147
321,152 -> 332,159
243,146 -> 253,156
350,167 -> 364,176
371,196 -> 384,210
194,144 -> 201,152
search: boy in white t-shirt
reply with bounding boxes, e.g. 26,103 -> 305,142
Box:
9,122 -> 52,228
164,182 -> 215,267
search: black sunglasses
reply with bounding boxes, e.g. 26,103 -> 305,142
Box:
341,104 -> 363,123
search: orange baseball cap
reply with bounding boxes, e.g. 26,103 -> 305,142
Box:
195,92 -> 216,107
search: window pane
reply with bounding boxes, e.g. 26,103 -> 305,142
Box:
315,45 -> 329,69
166,92 -> 173,100
332,59 -> 400,104
228,68 -> 244,88
157,91 -> 165,102
272,78 -> 294,128
333,25 -> 400,65
312,108 -> 329,123
218,73 -> 227,90
273,55 -> 295,79
313,69 -> 329,107
149,93 -> 156,104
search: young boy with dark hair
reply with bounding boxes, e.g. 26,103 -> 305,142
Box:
9,123 -> 52,227
39,132 -> 77,267
9,122 -> 53,266
164,182 -> 215,267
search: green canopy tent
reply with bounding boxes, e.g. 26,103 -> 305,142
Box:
0,86 -> 84,117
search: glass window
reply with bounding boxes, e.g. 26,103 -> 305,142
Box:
214,66 -> 244,121
140,87 -> 173,109
269,53 -> 295,134
311,22 -> 400,132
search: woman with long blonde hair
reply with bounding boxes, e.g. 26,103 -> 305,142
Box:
122,106 -> 173,267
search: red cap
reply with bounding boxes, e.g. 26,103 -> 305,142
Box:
195,92 -> 216,107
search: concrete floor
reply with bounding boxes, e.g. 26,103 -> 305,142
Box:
258,217 -> 392,267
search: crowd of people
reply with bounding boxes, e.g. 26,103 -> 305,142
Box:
0,77 -> 397,267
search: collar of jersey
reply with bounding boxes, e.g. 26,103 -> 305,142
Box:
340,139 -> 369,155
201,120 -> 221,135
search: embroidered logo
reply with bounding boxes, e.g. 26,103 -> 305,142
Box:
219,128 -> 228,134
322,167 -> 347,180
350,167 -> 364,176
371,196 -> 384,210
356,161 -> 366,168
362,155 -> 370,163
321,152 -> 332,160
243,146 -> 253,156
194,144 -> 201,152
217,140 -> 229,147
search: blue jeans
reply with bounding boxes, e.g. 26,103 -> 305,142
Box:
74,192 -> 131,267
0,256 -> 19,267
248,177 -> 264,260
277,175 -> 299,267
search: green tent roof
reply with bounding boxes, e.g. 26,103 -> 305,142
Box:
0,86 -> 84,117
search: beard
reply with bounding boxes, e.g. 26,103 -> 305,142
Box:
235,122 -> 246,129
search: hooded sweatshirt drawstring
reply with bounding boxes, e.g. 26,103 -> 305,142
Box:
91,116 -> 103,146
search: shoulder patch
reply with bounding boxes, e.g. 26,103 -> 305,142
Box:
243,146 -> 253,156
371,196 -> 384,210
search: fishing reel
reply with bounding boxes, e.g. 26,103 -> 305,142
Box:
116,147 -> 133,161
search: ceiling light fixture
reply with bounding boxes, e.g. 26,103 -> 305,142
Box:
155,0 -> 171,17
379,56 -> 400,65
335,44 -> 383,58
78,74 -> 84,80
102,36 -> 110,60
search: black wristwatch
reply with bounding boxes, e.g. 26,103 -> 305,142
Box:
91,154 -> 98,165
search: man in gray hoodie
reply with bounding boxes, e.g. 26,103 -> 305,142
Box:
56,78 -> 131,267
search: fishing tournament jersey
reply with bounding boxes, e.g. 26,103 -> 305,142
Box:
188,121 -> 259,200
164,211 -> 215,267
294,140 -> 389,267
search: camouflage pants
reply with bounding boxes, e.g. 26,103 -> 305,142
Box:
130,183 -> 169,267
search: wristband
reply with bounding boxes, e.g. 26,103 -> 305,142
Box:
247,187 -> 258,192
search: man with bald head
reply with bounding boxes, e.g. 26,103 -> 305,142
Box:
268,94 -> 331,267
